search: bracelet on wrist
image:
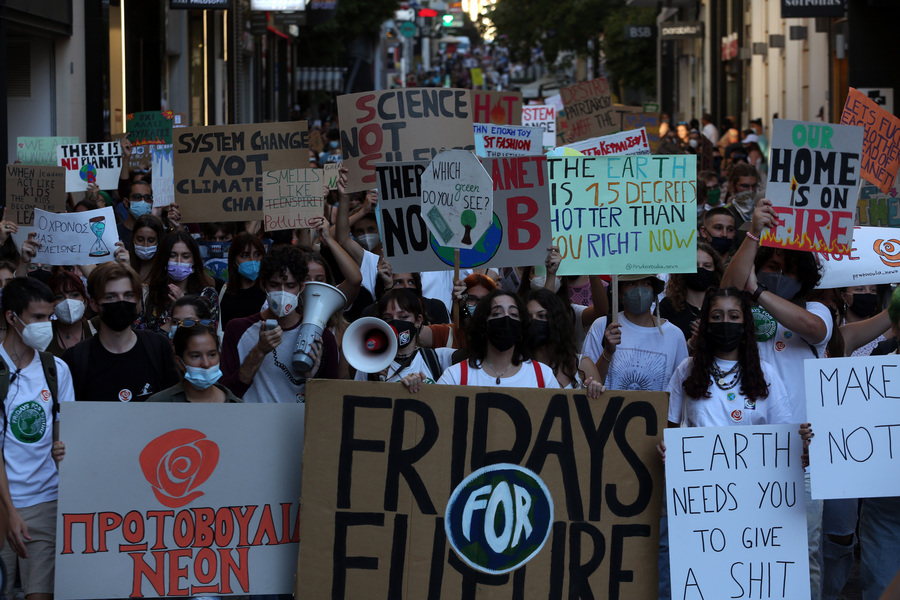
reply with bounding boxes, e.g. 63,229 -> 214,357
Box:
600,352 -> 612,364
746,231 -> 761,242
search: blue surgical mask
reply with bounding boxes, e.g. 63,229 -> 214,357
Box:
238,260 -> 261,282
128,200 -> 152,219
184,364 -> 223,390
329,140 -> 339,149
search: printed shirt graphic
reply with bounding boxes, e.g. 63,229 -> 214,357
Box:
0,345 -> 75,507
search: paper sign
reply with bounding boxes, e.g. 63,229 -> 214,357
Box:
564,128 -> 651,156
337,88 -> 475,192
262,168 -> 324,231
559,78 -> 617,143
544,93 -> 564,113
126,111 -> 175,145
55,402 -> 304,599
57,142 -> 123,192
17,136 -> 79,165
856,168 -> 900,226
378,157 -> 550,272
813,226 -> 900,288
761,119 -> 864,254
805,355 -> 900,499
32,206 -> 120,266
548,154 -> 697,275
6,165 -> 66,226
173,122 -> 309,223
470,67 -> 484,86
666,425 -> 810,600
522,105 -> 557,148
473,123 -> 543,157
296,380 -> 667,599
840,87 -> 900,194
149,145 -> 174,207
471,90 -> 523,125
420,149 -> 493,249
324,162 -> 340,189
622,112 -> 660,153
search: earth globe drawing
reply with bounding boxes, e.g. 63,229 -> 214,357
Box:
430,213 -> 502,268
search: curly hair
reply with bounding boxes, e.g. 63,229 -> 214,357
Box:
226,232 -> 266,293
525,289 -> 578,382
682,287 -> 770,402
464,289 -> 531,367
664,242 -> 724,312
753,246 -> 822,304
259,245 -> 308,287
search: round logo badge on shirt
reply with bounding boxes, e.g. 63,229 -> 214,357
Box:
731,409 -> 743,422
775,340 -> 786,352
783,331 -> 793,339
727,393 -> 736,402
752,306 -> 777,342
40,389 -> 51,402
119,389 -> 133,402
744,399 -> 756,410
10,401 -> 47,443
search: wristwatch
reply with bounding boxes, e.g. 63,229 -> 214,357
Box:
751,283 -> 767,302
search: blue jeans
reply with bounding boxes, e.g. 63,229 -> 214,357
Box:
821,498 -> 858,600
806,473 -> 824,600
860,496 -> 900,600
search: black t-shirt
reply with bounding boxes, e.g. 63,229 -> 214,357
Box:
659,296 -> 699,341
220,285 -> 267,328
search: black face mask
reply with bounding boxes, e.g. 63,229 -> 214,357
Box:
684,268 -> 718,292
531,319 -> 550,346
486,316 -> 522,352
849,293 -> 879,319
707,321 -> 745,352
388,319 -> 417,348
100,300 -> 138,332
709,236 -> 733,256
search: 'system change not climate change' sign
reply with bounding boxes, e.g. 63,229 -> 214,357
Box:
420,150 -> 493,250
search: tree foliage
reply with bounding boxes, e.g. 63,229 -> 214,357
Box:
601,6 -> 656,97
294,0 -> 398,66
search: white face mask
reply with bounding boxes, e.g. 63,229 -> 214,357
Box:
54,299 -> 86,325
134,244 -> 157,261
530,276 -> 561,292
15,316 -> 53,351
266,290 -> 299,318
357,233 -> 380,252
689,139 -> 699,149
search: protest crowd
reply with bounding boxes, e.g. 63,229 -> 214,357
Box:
3,72 -> 900,600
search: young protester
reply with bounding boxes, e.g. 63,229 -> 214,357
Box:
62,262 -> 179,402
699,206 -> 736,259
660,242 -> 724,342
371,269 -> 449,325
46,271 -> 94,357
220,232 -> 267,329
167,295 -> 215,341
148,325 -> 240,403
129,214 -> 166,284
0,278 -> 74,600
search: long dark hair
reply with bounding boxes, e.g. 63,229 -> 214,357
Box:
465,289 -> 531,367
147,231 -> 214,317
753,246 -> 822,305
130,214 -> 166,271
683,287 -> 769,402
525,288 -> 578,382
664,242 -> 724,312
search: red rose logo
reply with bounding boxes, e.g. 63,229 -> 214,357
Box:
139,429 -> 219,508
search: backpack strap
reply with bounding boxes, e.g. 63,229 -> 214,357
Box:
533,361 -> 544,388
460,360 -> 468,385
421,348 -> 442,382
0,355 -> 9,406
37,351 -> 58,417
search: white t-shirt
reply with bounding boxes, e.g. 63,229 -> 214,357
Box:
0,345 -> 75,508
360,250 -> 379,298
753,302 -> 832,422
438,359 -> 560,388
421,271 -> 455,314
582,314 -> 688,391
572,303 -> 588,350
667,357 -> 793,427
354,347 -> 455,383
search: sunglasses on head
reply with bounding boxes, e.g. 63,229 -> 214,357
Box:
171,318 -> 215,328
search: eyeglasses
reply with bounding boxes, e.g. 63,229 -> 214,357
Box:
130,193 -> 153,201
462,293 -> 481,307
171,318 -> 215,328
736,183 -> 758,191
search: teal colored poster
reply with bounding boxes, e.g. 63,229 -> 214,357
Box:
17,136 -> 79,166
126,111 -> 174,145
548,154 -> 697,275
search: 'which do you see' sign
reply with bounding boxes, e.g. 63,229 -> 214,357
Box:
665,425 -> 810,600
420,150 -> 493,250
296,380 -> 667,599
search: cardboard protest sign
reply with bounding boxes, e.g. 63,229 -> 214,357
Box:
622,112 -> 660,153
471,90 -> 522,125
814,226 -> 900,288
296,380 -> 667,599
31,206 -> 120,265
262,168 -> 324,231
666,425 -> 810,600
324,162 -> 340,189
856,167 -> 900,226
149,145 -> 174,207
5,164 -> 66,226
420,150 -> 493,250
337,89 -> 475,192
56,402 -> 304,599
126,111 -> 175,146
522,105 -> 557,148
307,128 -> 325,154
805,356 -> 900,499
378,158 -> 550,272
17,136 -> 79,166
57,142 -> 122,192
547,154 -> 697,276
563,128 -> 651,157
559,78 -> 617,143
761,120 -> 864,254
473,123 -> 543,157
840,87 -> 900,194
173,122 -> 309,223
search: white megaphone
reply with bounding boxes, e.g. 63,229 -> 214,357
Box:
343,317 -> 399,375
292,281 -> 347,374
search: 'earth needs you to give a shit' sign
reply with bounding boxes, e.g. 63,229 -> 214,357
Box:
420,149 -> 493,249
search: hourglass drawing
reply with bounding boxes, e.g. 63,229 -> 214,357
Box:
89,215 -> 110,257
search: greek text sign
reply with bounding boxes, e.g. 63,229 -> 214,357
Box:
296,380 -> 667,599
841,87 -> 900,194
56,402 -> 304,598
473,123 -> 543,157
420,150 -> 493,250
173,122 -> 309,223
126,111 -> 175,146
548,155 -> 697,275
17,136 -> 79,166
262,168 -> 324,231
32,207 -> 120,266
6,164 -> 66,226
666,425 -> 810,600
564,128 -> 651,157
57,142 -> 123,192
378,158 -> 550,272
762,119 -> 863,254
805,355 -> 900,499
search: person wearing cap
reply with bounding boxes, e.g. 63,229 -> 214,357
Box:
581,274 -> 688,392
